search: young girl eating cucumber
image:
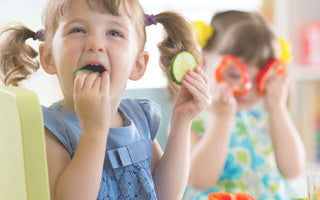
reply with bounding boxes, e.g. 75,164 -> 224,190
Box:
0,0 -> 210,199
184,10 -> 306,200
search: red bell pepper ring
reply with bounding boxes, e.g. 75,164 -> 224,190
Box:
215,55 -> 252,97
256,59 -> 286,95
208,192 -> 255,200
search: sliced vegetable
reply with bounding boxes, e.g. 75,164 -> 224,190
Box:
215,55 -> 252,97
208,192 -> 255,200
74,69 -> 93,78
256,59 -> 286,95
169,51 -> 197,85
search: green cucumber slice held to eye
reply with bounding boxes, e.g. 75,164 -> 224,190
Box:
169,51 -> 197,85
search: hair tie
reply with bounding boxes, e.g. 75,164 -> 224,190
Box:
279,38 -> 292,63
191,21 -> 213,48
33,29 -> 44,41
145,14 -> 157,26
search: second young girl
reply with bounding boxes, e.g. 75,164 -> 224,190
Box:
0,0 -> 210,199
185,10 -> 305,200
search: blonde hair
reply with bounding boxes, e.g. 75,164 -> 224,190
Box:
0,26 -> 40,86
204,10 -> 277,69
0,0 -> 199,89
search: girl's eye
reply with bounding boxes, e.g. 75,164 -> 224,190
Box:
69,27 -> 86,34
229,73 -> 241,79
106,30 -> 122,37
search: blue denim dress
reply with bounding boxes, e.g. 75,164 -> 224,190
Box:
42,98 -> 161,200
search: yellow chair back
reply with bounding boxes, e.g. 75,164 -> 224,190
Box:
0,86 -> 50,200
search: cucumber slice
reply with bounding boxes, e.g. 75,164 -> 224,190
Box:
169,51 -> 197,85
74,69 -> 93,78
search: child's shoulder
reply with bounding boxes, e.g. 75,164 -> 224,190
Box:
121,97 -> 161,114
41,102 -> 79,156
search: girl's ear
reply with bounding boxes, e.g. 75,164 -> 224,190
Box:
39,43 -> 57,75
129,51 -> 149,81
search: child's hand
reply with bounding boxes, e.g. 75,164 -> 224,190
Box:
173,66 -> 211,121
209,82 -> 237,118
264,75 -> 289,113
73,71 -> 111,135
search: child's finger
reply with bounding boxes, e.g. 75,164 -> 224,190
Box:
92,75 -> 101,91
82,72 -> 100,89
183,73 -> 208,98
100,71 -> 110,93
219,82 -> 232,94
185,70 -> 204,85
185,67 -> 210,97
265,73 -> 279,86
182,78 -> 211,103
190,67 -> 209,89
211,83 -> 225,101
223,88 -> 234,103
74,72 -> 87,92
182,82 -> 210,110
194,66 -> 209,84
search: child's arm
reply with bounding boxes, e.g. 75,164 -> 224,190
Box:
188,82 -> 237,190
265,76 -> 306,179
45,128 -> 107,200
152,67 -> 211,200
46,72 -> 111,200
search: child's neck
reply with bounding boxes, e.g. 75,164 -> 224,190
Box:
110,109 -> 125,128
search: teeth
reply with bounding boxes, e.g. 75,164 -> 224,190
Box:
82,64 -> 106,74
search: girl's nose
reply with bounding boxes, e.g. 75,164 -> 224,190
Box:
85,35 -> 105,52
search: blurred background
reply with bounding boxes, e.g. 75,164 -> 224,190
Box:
1,0 -> 320,197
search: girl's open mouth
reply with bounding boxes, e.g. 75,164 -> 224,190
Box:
81,64 -> 106,74
74,64 -> 107,78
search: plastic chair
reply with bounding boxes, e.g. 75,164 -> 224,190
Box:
0,86 -> 50,200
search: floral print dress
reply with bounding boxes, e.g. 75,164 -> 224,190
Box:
184,104 -> 296,200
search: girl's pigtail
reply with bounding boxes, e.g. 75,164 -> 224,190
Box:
155,12 -> 201,93
0,26 -> 41,86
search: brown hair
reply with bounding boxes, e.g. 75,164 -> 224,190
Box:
155,12 -> 200,93
0,0 -> 199,89
204,10 -> 277,69
0,26 -> 40,86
